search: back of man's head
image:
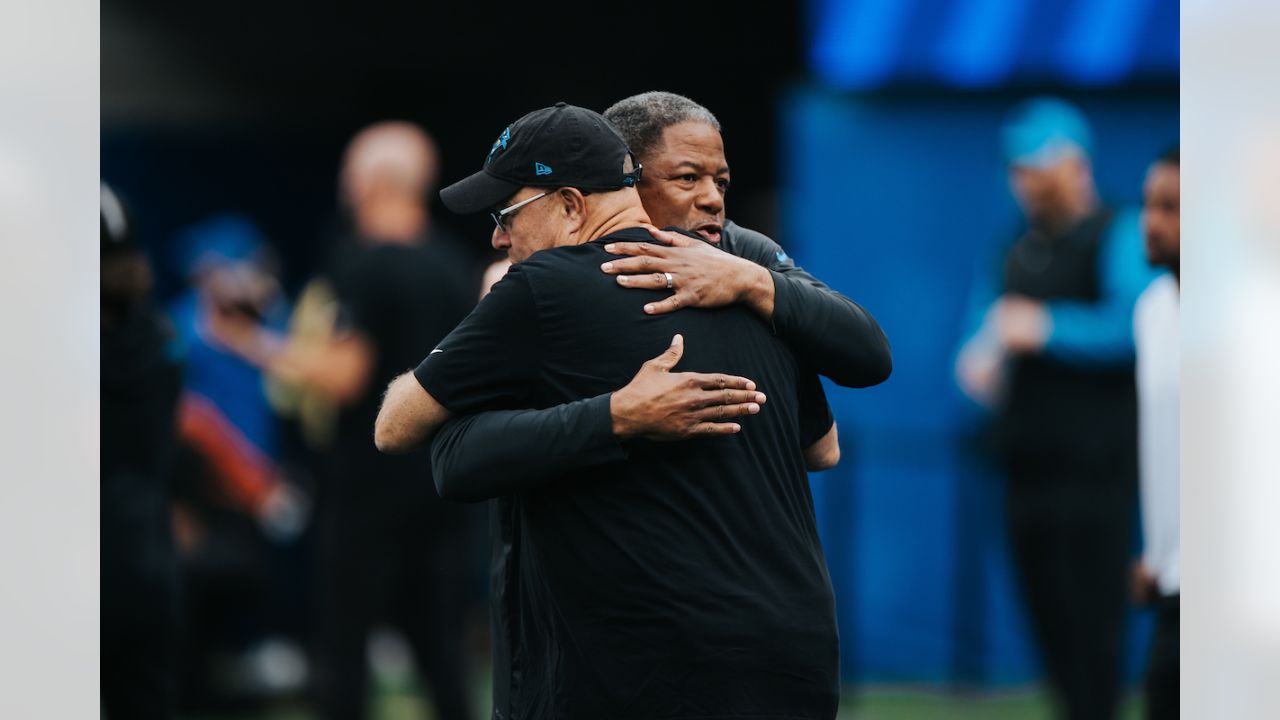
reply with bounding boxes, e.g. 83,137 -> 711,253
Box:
603,92 -> 721,163
341,121 -> 439,210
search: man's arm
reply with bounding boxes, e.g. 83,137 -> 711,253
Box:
805,423 -> 840,471
599,223 -> 892,388
377,265 -> 539,454
430,334 -> 766,501
1040,209 -> 1158,364
981,209 -> 1159,365
796,363 -> 839,471
206,311 -> 376,405
374,371 -> 452,453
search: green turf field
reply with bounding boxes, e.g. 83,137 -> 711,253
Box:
184,684 -> 1144,719
835,688 -> 1142,719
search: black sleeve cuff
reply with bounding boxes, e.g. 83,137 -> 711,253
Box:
578,392 -> 629,463
768,269 -> 798,337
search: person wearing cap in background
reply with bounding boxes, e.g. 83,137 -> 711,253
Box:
1131,144 -> 1179,720
163,214 -> 311,710
429,90 -> 890,500
100,182 -> 183,719
955,98 -> 1158,719
167,215 -> 301,539
376,102 -> 842,718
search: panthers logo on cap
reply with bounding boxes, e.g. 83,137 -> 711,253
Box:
486,127 -> 511,164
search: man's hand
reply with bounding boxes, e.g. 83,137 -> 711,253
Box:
611,334 -> 767,441
205,305 -> 282,366
993,295 -> 1052,353
600,226 -> 775,318
955,324 -> 1006,408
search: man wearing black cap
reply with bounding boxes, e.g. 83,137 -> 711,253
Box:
428,91 -> 889,500
376,103 -> 840,718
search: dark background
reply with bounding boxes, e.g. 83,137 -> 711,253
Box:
103,0 -> 804,297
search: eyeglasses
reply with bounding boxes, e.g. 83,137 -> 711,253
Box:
489,165 -> 642,231
491,191 -> 550,232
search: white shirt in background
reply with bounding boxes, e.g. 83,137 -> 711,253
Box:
1135,273 -> 1180,596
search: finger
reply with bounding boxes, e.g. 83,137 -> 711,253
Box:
693,402 -> 762,422
645,226 -> 694,247
615,272 -> 670,289
646,334 -> 684,372
643,292 -> 689,315
687,421 -> 742,436
690,389 -> 767,409
601,241 -> 665,260
601,254 -> 670,275
689,373 -> 757,392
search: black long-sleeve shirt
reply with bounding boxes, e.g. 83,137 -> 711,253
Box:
429,221 -> 888,501
415,230 -> 840,717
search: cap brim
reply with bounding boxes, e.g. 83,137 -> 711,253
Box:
440,169 -> 523,215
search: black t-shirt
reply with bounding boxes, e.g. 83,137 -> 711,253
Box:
415,227 -> 839,719
329,234 -> 475,496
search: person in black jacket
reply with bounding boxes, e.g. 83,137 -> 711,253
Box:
418,94 -> 889,716
376,101 -> 846,720
101,182 -> 183,720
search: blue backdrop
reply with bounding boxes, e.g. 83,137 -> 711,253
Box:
778,88 -> 1179,686
809,0 -> 1179,89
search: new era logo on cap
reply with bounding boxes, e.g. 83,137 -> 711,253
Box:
534,162 -> 553,176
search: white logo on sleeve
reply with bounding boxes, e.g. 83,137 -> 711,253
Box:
429,348 -> 444,355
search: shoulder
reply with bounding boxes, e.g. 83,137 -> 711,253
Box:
512,243 -> 599,290
520,229 -> 657,275
722,220 -> 785,259
1135,274 -> 1177,331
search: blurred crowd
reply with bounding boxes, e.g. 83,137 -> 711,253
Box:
101,97 -> 1179,720
103,121 -> 492,719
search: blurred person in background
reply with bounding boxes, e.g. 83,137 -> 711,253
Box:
209,121 -> 477,720
166,214 -> 307,712
1131,145 -> 1179,720
955,98 -> 1158,720
101,182 -> 182,720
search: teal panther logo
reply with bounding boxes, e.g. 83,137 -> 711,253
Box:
486,127 -> 511,163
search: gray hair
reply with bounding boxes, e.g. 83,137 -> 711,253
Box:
603,91 -> 721,162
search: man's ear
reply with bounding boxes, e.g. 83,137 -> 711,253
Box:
558,188 -> 589,232
557,188 -> 587,217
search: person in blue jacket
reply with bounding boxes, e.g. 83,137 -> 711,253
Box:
955,97 -> 1158,720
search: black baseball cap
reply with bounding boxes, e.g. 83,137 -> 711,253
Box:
440,102 -> 640,214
